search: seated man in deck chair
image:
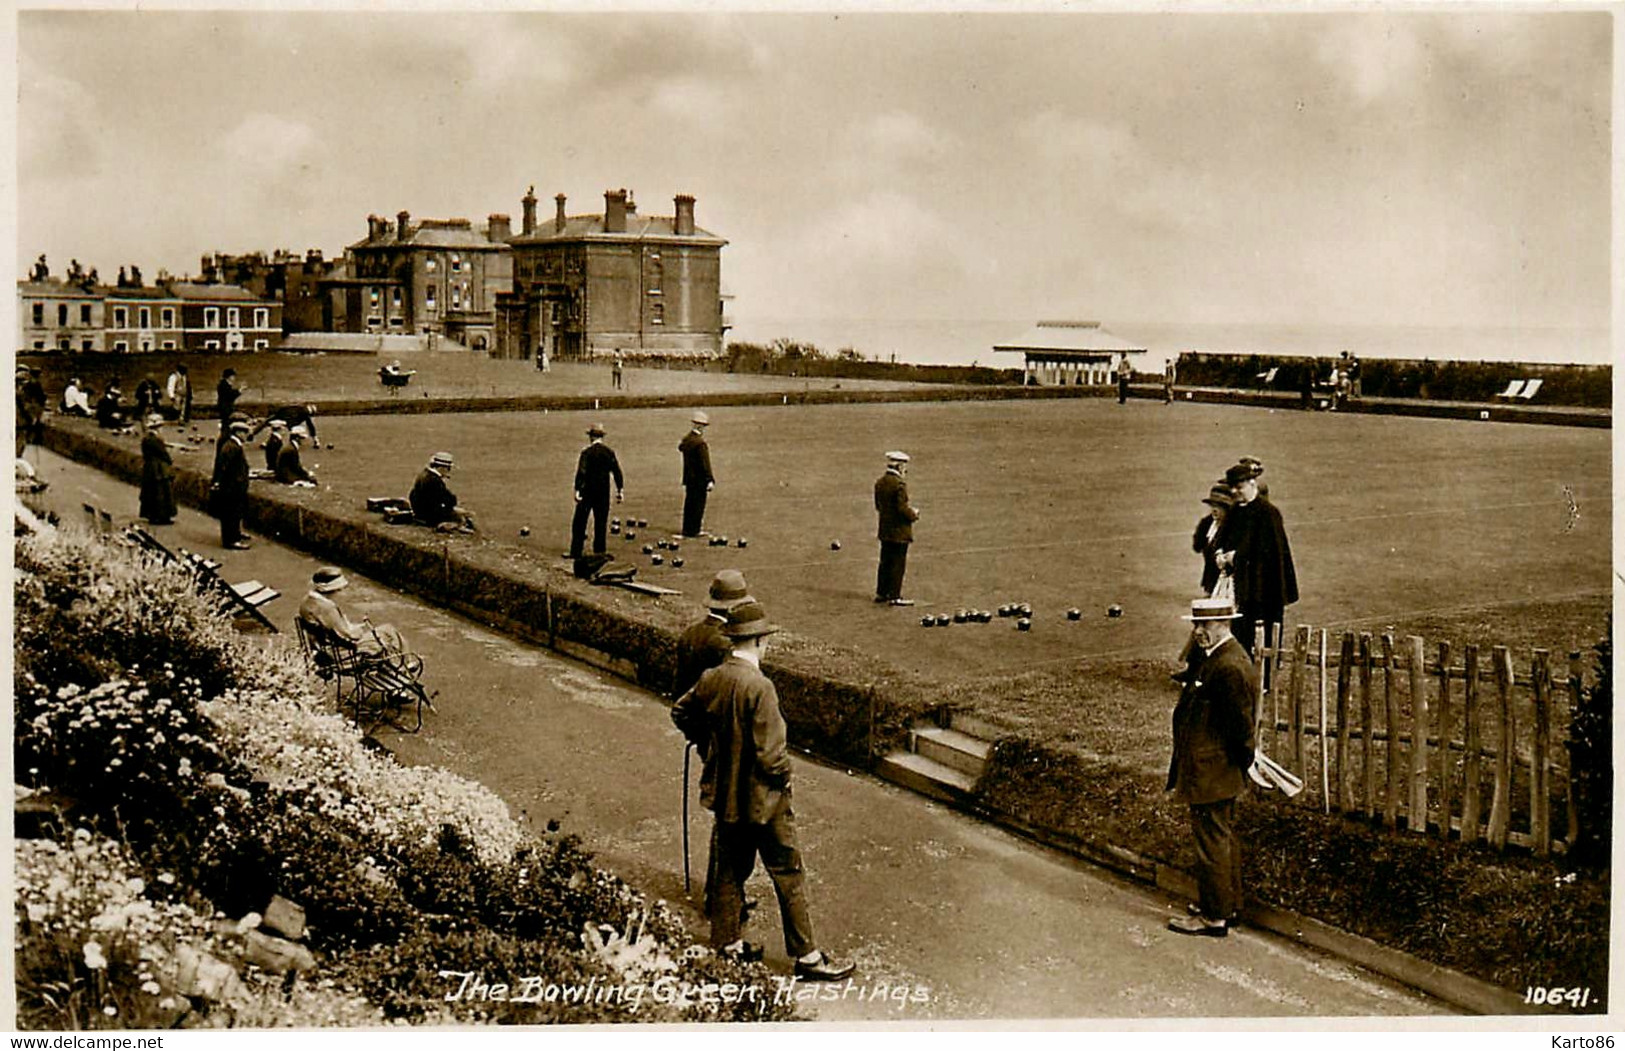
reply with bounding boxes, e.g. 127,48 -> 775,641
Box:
297,566 -> 418,666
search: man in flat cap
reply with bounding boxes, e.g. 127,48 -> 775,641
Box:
873,451 -> 920,606
570,423 -> 624,559
410,451 -> 476,532
1220,459 -> 1297,657
679,410 -> 715,539
671,600 -> 855,981
1166,597 -> 1257,937
211,417 -> 253,550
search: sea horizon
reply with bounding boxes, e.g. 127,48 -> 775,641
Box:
725,316 -> 1614,370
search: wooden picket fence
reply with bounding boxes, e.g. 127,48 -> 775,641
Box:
1250,624 -> 1584,856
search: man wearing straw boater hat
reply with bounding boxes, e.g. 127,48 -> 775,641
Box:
1166,596 -> 1258,937
679,410 -> 715,539
410,451 -> 476,532
570,422 -> 624,559
670,600 -> 855,981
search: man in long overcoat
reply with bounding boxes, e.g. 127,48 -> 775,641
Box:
1167,597 -> 1258,936
670,600 -> 854,981
570,423 -> 624,558
873,451 -> 919,605
211,418 -> 252,549
1221,460 -> 1298,656
679,411 -> 715,538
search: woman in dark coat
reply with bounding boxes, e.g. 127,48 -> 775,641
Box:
139,414 -> 177,525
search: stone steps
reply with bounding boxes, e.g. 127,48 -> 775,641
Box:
875,710 -> 1003,805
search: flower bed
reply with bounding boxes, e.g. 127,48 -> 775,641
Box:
14,526 -> 794,1027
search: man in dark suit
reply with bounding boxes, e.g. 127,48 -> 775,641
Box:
263,421 -> 286,472
409,451 -> 475,531
216,368 -> 241,422
1221,459 -> 1298,657
570,423 -> 624,558
675,569 -> 750,698
873,451 -> 919,605
274,430 -> 317,486
211,418 -> 253,549
1167,597 -> 1258,936
670,600 -> 854,982
679,411 -> 715,538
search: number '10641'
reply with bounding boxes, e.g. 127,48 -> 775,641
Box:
1526,986 -> 1593,1009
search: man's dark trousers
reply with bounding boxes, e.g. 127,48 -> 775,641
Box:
1118,375 -> 1130,404
707,803 -> 816,958
876,540 -> 909,601
683,486 -> 708,538
570,497 -> 610,557
1190,798 -> 1241,921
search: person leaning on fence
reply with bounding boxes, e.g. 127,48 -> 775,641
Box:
1166,597 -> 1258,938
669,600 -> 855,981
409,451 -> 476,532
298,566 -> 416,663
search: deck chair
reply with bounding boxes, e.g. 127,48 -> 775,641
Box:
1494,379 -> 1527,400
123,524 -> 280,633
296,617 -> 431,734
1516,378 -> 1543,401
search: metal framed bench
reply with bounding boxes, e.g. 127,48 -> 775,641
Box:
295,617 -> 432,734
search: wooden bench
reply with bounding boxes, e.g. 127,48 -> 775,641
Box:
123,524 -> 280,633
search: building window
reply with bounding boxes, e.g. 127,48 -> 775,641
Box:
255,339 -> 269,349
58,336 -> 70,350
162,340 -> 176,350
227,307 -> 240,329
31,303 -> 43,325
82,339 -> 94,352
114,340 -> 129,352
369,287 -> 380,306
204,307 -> 219,328
113,307 -> 127,328
58,304 -> 69,326
140,338 -> 153,352
33,340 -> 45,350
162,307 -> 175,328
204,339 -> 220,349
139,307 -> 151,329
255,307 -> 269,328
425,285 -> 437,314
80,304 -> 92,325
450,254 -> 461,272
651,302 -> 665,326
451,287 -> 462,310
426,258 -> 437,273
391,287 -> 402,307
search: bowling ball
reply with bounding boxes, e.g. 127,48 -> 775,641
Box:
519,526 -> 531,537
953,609 -> 967,623
737,538 -> 748,548
625,530 -> 637,540
831,540 -> 842,551
651,554 -> 663,566
327,443 -> 336,450
1018,603 -> 1033,617
921,616 -> 935,627
935,614 -> 951,626
642,544 -> 653,555
1017,618 -> 1032,631
1107,604 -> 1123,618
1066,608 -> 1082,621
672,557 -> 684,568
656,538 -> 668,549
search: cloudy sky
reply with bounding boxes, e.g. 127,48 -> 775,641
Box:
16,8 -> 1612,335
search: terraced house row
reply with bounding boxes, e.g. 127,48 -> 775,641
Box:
18,273 -> 283,354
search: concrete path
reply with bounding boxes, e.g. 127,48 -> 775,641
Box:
23,449 -> 1446,1022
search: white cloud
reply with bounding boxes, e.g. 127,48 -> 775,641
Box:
650,75 -> 738,122
223,113 -> 318,173
1313,18 -> 1430,106
19,62 -> 102,180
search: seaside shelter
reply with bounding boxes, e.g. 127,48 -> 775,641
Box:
993,320 -> 1149,386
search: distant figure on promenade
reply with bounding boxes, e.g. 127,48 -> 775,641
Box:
16,365 -> 47,457
96,383 -> 127,431
1166,596 -> 1257,938
1346,353 -> 1362,400
1325,362 -> 1342,411
1220,459 -> 1297,659
216,368 -> 242,422
164,364 -> 191,423
1300,363 -> 1316,409
139,414 -> 177,526
210,418 -> 252,550
570,423 -> 624,559
670,599 -> 856,982
263,420 -> 287,472
679,410 -> 715,538
409,451 -> 476,532
1117,356 -> 1132,405
250,403 -> 319,443
1163,359 -> 1177,404
299,566 -> 416,663
60,377 -> 92,417
675,570 -> 752,699
873,450 -> 919,606
612,353 -> 625,390
275,430 -> 317,487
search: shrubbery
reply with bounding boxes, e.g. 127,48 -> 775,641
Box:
14,526 -> 793,1028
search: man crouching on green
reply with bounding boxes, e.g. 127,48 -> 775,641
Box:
671,600 -> 855,982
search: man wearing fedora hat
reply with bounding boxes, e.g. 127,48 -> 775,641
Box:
1220,459 -> 1296,657
210,417 -> 253,549
675,569 -> 751,698
671,601 -> 855,982
410,452 -> 476,532
873,451 -> 920,606
570,423 -> 624,559
1167,597 -> 1258,937
679,410 -> 715,539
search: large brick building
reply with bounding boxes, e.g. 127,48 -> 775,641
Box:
17,269 -> 282,354
19,277 -> 105,353
200,250 -> 342,334
496,188 -> 727,363
328,211 -> 513,351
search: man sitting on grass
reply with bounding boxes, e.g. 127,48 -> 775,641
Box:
409,451 -> 476,532
275,429 -> 318,488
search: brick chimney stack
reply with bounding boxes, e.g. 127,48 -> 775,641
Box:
555,194 -> 568,233
521,186 -> 537,235
396,211 -> 411,241
604,189 -> 628,233
674,194 -> 696,236
488,214 -> 512,243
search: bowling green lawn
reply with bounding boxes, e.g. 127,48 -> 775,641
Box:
195,395 -> 1609,774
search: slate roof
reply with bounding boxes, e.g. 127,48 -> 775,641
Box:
166,283 -> 267,302
509,214 -> 725,246
18,278 -> 102,298
348,219 -> 506,252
